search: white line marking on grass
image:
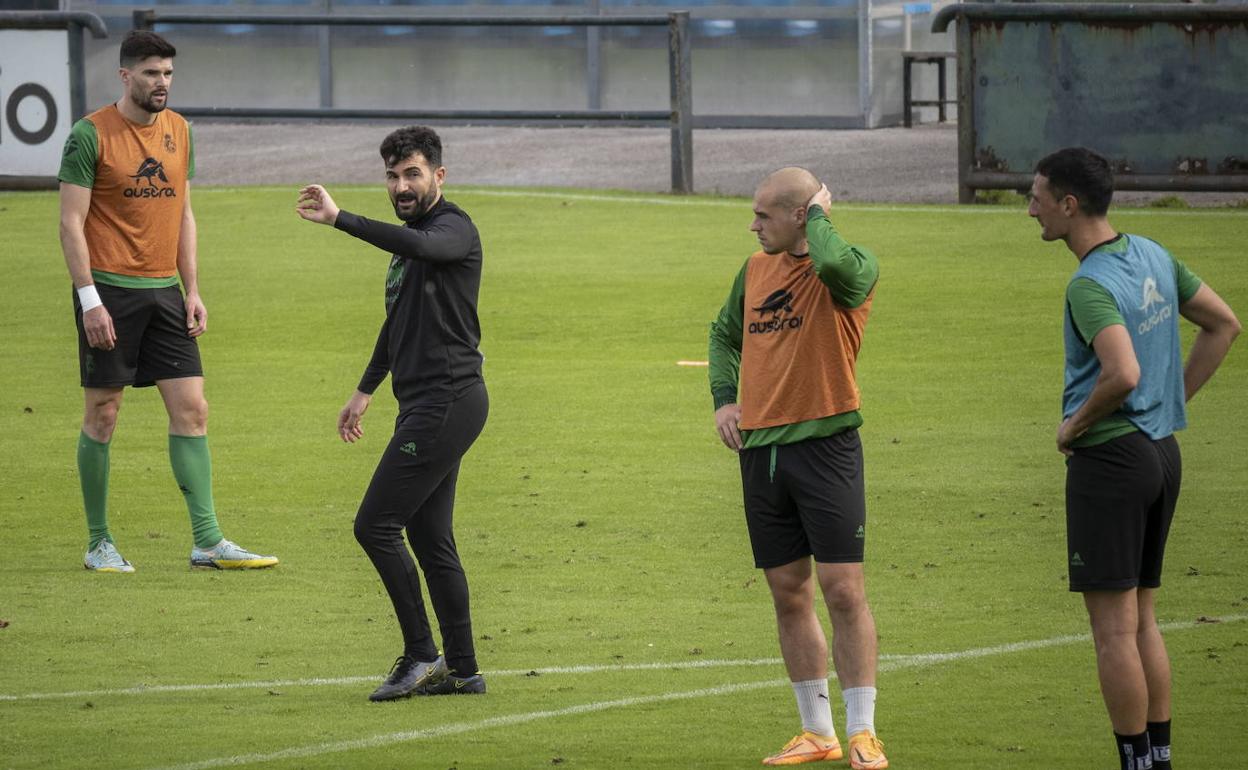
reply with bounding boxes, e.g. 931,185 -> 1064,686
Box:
135,614 -> 1244,770
0,658 -> 784,703
3,614 -> 1243,705
147,679 -> 786,770
676,360 -> 709,367
0,676 -> 377,703
494,656 -> 783,676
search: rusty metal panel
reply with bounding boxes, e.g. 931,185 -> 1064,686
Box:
933,4 -> 1248,201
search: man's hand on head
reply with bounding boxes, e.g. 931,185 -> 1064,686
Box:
808,183 -> 832,217
295,184 -> 340,226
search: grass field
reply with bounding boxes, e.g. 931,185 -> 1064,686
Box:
1,186 -> 1246,770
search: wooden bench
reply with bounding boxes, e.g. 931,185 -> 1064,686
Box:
902,50 -> 956,127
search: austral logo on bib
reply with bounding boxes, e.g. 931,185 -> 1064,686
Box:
124,157 -> 177,198
749,289 -> 803,334
1136,275 -> 1172,335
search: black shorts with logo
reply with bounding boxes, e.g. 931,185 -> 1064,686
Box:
739,429 -> 867,569
73,283 -> 203,388
1065,431 -> 1181,592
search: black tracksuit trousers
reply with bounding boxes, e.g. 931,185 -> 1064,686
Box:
353,382 -> 488,675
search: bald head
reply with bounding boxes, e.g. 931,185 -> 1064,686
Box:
757,167 -> 820,211
750,167 -> 821,255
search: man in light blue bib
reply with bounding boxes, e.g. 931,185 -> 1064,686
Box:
1028,147 -> 1240,770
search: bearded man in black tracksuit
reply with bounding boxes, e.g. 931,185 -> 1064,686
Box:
296,126 -> 488,700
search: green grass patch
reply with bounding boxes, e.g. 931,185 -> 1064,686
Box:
973,188 -> 1028,206
1,187 -> 1246,769
1148,195 -> 1191,210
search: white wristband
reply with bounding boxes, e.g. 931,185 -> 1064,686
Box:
77,284 -> 103,313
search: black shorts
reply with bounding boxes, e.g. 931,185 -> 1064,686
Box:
739,429 -> 867,569
1065,431 -> 1181,592
73,283 -> 203,388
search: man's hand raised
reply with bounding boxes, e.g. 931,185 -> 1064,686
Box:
296,184 -> 341,226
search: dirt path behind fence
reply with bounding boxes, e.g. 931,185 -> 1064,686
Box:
193,121 -> 1242,207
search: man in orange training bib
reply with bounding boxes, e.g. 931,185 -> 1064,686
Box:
59,30 -> 277,573
708,168 -> 886,768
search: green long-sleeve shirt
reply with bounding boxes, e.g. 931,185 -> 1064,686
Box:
708,206 -> 879,449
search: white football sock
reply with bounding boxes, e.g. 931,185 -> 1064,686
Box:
792,679 -> 836,737
842,686 -> 877,736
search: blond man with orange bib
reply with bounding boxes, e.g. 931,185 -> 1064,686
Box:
58,30 -> 276,572
709,168 -> 886,768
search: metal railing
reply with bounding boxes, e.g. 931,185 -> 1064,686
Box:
133,9 -> 694,193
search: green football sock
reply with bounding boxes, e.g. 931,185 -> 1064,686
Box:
78,431 -> 111,550
168,434 -> 225,549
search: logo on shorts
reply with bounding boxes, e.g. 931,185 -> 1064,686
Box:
125,157 -> 177,198
855,525 -> 865,539
1070,551 -> 1085,567
748,289 -> 803,335
399,442 -> 419,456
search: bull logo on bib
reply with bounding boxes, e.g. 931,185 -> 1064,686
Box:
1137,276 -> 1172,335
1139,276 -> 1166,313
125,157 -> 177,198
749,289 -> 803,334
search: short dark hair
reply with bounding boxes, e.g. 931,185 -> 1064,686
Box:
380,126 -> 443,169
120,30 -> 176,68
1035,147 -> 1114,216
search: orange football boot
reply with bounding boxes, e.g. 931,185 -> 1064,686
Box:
762,731 -> 843,766
847,731 -> 889,769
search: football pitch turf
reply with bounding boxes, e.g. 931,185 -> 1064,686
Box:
1,187 -> 1245,769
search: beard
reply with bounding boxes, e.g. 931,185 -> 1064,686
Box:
391,185 -> 439,222
135,89 -> 168,114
